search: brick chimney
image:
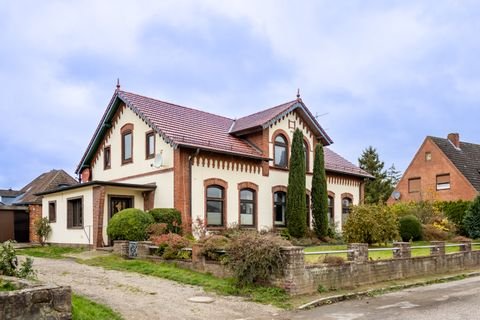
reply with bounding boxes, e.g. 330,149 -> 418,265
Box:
447,133 -> 460,149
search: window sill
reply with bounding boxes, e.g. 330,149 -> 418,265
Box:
67,227 -> 84,230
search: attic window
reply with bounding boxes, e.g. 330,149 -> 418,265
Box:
425,152 -> 432,161
436,174 -> 450,190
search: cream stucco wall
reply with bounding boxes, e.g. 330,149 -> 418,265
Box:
91,105 -> 174,209
42,187 -> 94,245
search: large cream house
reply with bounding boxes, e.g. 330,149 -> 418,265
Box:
39,87 -> 371,247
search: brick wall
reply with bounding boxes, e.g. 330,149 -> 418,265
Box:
389,137 -> 477,203
174,148 -> 191,232
28,204 -> 42,243
92,186 -> 106,248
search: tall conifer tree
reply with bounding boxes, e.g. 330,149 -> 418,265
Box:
286,129 -> 307,238
312,143 -> 329,237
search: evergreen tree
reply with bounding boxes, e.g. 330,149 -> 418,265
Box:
358,146 -> 394,204
386,164 -> 402,187
311,143 -> 329,238
464,195 -> 480,239
286,129 -> 307,238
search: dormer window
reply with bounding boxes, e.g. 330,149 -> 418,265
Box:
274,134 -> 288,168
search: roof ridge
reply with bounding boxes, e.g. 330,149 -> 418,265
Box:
119,90 -> 235,122
236,99 -> 297,120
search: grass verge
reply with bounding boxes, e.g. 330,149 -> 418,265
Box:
81,255 -> 290,308
72,294 -> 123,320
18,246 -> 85,259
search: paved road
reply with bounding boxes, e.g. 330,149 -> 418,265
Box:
285,276 -> 480,320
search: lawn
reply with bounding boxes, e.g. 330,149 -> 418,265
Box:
81,255 -> 290,308
18,246 -> 85,259
304,241 -> 474,264
72,294 -> 123,320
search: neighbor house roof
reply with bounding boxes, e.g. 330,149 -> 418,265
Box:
324,148 -> 373,179
0,189 -> 22,197
430,136 -> 480,191
76,90 -> 332,173
14,170 -> 78,205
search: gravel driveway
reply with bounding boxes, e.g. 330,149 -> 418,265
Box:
32,256 -> 282,320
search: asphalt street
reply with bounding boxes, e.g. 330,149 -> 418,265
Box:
284,276 -> 480,320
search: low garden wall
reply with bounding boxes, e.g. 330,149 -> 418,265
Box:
0,276 -> 71,320
113,240 -> 480,296
276,241 -> 480,295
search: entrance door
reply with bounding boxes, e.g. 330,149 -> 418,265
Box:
14,211 -> 29,242
109,196 -> 134,218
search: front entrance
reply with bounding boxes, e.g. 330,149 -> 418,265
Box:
0,210 -> 29,242
109,196 -> 134,218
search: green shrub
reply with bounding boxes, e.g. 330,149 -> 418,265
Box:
0,241 -> 35,279
151,233 -> 191,259
464,195 -> 480,239
200,235 -> 230,261
147,223 -> 168,237
148,208 -> 182,234
436,200 -> 471,236
399,215 -> 422,241
390,201 -> 441,224
343,204 -> 399,245
226,232 -> 291,286
34,217 -> 51,246
107,209 -> 154,241
422,224 -> 449,241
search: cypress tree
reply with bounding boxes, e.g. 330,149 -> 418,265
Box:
286,128 -> 307,238
311,143 -> 329,237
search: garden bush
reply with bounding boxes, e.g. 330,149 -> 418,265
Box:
399,215 -> 422,241
390,201 -> 441,224
464,195 -> 480,239
435,200 -> 471,236
0,241 -> 35,279
343,204 -> 399,244
422,224 -> 449,241
34,217 -> 51,246
200,235 -> 231,261
107,208 -> 154,241
148,208 -> 182,234
147,223 -> 168,237
226,232 -> 291,286
151,233 -> 191,259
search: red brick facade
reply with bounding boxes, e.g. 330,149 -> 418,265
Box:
389,137 -> 477,203
174,148 -> 192,232
28,204 -> 42,243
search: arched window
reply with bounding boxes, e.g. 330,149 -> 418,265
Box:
274,134 -> 288,168
341,197 -> 352,226
240,189 -> 255,227
328,195 -> 334,225
273,191 -> 287,226
303,140 -> 309,172
206,185 -> 224,227
121,123 -> 134,165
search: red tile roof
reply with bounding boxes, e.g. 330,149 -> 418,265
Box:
324,148 -> 373,178
118,91 -> 264,159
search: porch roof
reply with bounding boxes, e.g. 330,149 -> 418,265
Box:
35,181 -> 156,196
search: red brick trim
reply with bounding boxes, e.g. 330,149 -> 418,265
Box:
204,178 -> 228,229
92,186 -> 106,248
28,204 -> 42,243
271,129 -> 290,169
143,190 -> 155,211
341,192 -> 354,200
111,167 -> 173,182
237,182 -> 259,228
328,191 -> 336,198
174,148 -> 191,233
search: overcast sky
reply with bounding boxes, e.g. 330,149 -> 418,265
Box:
1,0 -> 479,189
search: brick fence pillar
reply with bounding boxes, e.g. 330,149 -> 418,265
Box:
460,240 -> 472,253
279,246 -> 310,295
430,241 -> 445,256
393,242 -> 411,259
347,243 -> 368,262
28,204 -> 42,243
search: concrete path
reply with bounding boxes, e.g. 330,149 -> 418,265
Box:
32,257 -> 282,320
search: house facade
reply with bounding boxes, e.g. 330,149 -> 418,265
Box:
388,133 -> 480,203
39,88 -> 371,247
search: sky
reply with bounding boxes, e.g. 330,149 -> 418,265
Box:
1,0 -> 479,189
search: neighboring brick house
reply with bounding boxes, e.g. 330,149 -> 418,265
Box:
38,87 -> 371,247
389,133 -> 480,203
0,170 -> 77,242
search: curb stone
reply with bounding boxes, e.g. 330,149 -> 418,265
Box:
298,271 -> 480,310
